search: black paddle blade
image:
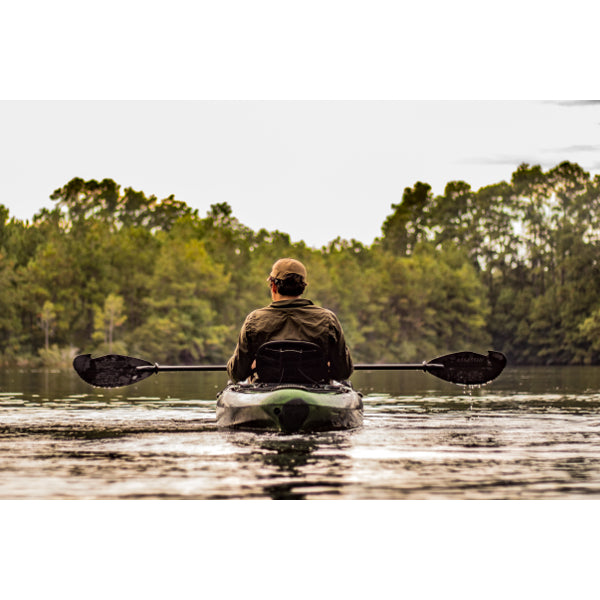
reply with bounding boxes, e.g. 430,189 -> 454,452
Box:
426,350 -> 507,385
73,354 -> 156,388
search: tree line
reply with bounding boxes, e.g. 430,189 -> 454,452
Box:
1,161 -> 600,368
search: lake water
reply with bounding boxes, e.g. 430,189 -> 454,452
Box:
1,365 -> 600,500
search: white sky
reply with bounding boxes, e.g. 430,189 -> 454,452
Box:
1,2 -> 598,248
2,100 -> 598,248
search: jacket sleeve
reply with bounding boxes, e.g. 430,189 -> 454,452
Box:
327,314 -> 354,381
227,317 -> 255,382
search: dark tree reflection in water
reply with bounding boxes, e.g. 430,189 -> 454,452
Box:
1,366 -> 600,499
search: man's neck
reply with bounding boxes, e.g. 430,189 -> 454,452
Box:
271,292 -> 301,302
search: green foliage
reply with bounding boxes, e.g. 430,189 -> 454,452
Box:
38,344 -> 79,369
0,251 -> 24,356
40,300 -> 57,350
129,236 -> 232,363
93,294 -> 127,354
578,310 -> 600,364
381,182 -> 433,255
50,177 -> 195,231
3,166 -> 600,367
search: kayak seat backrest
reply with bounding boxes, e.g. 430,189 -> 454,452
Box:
255,340 -> 329,383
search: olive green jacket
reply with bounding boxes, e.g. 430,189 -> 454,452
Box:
227,298 -> 354,383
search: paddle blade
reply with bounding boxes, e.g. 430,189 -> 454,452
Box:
426,350 -> 507,385
73,354 -> 156,388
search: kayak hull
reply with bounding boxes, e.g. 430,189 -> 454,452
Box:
216,382 -> 363,433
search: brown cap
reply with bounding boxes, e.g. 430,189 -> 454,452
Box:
268,258 -> 308,282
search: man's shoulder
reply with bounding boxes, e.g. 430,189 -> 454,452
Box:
298,302 -> 341,325
308,304 -> 336,316
244,304 -> 283,321
246,299 -> 338,320
245,306 -> 272,320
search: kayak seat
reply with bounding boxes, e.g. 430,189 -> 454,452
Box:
255,340 -> 329,383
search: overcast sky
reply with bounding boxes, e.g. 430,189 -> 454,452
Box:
1,100 -> 599,248
1,3 -> 598,248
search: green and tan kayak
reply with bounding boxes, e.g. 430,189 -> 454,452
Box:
216,381 -> 363,433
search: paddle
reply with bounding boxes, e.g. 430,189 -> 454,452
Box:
73,350 -> 506,389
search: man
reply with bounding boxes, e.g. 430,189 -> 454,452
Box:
227,258 -> 353,383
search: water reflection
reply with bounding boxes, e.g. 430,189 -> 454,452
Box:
227,432 -> 355,499
1,366 -> 600,499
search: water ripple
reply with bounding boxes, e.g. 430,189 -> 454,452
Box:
2,367 -> 600,498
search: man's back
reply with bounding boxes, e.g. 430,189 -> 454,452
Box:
227,298 -> 353,383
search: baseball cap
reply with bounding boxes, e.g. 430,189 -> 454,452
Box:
268,258 -> 308,281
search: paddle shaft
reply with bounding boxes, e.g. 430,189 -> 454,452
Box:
355,363 -> 442,370
135,363 -> 443,373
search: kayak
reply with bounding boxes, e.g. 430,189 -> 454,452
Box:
216,381 -> 363,433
